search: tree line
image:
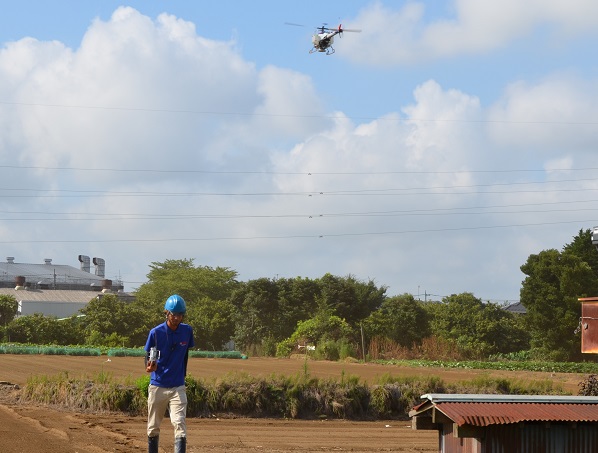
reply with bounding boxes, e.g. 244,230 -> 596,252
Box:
1,228 -> 597,362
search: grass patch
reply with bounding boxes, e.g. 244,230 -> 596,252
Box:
23,371 -> 146,414
20,369 -> 570,420
376,358 -> 598,374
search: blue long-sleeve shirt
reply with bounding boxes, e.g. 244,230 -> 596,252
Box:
145,321 -> 195,387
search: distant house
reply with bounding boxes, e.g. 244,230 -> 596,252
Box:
504,301 -> 526,315
410,393 -> 598,453
0,255 -> 135,318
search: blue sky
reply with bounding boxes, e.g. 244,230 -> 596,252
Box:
1,1 -> 598,303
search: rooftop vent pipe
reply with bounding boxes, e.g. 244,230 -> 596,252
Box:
78,254 -> 91,273
93,257 -> 105,278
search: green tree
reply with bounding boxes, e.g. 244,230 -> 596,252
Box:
316,273 -> 387,324
230,278 -> 280,352
430,293 -> 529,358
229,277 -> 322,354
185,297 -> 236,350
276,277 -> 320,337
520,249 -> 598,361
363,293 -> 430,347
136,259 -> 240,307
0,294 -> 18,325
80,294 -> 148,346
5,313 -> 83,344
563,228 -> 598,277
276,306 -> 353,358
135,258 -> 240,331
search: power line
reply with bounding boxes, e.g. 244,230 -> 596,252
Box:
0,218 -> 595,244
1,177 -> 598,198
1,198 -> 596,217
2,163 -> 598,174
2,100 -> 598,125
1,204 -> 598,222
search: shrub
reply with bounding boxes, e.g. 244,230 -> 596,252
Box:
579,374 -> 598,396
275,339 -> 294,357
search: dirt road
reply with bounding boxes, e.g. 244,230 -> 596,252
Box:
0,355 -> 586,452
0,402 -> 438,452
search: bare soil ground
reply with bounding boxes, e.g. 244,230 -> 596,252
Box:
0,355 -> 587,452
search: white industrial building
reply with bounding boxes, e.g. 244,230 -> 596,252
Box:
0,255 -> 135,318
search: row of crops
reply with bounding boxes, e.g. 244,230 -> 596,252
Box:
0,344 -> 247,359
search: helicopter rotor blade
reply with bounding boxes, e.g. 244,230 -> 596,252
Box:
340,28 -> 362,33
284,22 -> 306,28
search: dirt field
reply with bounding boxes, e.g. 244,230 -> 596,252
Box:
0,355 -> 587,452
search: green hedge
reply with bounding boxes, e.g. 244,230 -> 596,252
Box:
377,358 -> 598,374
106,348 -> 247,359
0,344 -> 246,359
0,344 -> 101,356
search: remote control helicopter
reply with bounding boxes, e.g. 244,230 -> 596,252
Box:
286,22 -> 362,55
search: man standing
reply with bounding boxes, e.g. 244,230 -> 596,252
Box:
145,294 -> 194,453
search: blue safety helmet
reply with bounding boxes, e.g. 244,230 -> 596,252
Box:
164,294 -> 186,314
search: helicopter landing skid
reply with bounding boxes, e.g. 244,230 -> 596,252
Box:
309,47 -> 335,55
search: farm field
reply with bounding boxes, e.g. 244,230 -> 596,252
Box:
0,355 -> 587,452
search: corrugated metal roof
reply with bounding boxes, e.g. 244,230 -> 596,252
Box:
0,288 -> 102,303
421,393 -> 598,404
0,261 -> 104,285
0,288 -> 134,303
435,401 -> 598,426
411,394 -> 598,427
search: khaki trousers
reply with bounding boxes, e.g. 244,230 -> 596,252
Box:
147,384 -> 188,438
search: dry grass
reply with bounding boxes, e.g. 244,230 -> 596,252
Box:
368,336 -> 462,361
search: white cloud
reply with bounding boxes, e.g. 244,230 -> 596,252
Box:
345,0 -> 598,65
487,74 -> 598,153
1,5 -> 597,301
1,7 -> 262,178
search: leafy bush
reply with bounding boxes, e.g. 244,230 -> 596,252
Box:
136,374 -> 150,398
579,374 -> 598,396
275,339 -> 294,357
488,350 -> 533,362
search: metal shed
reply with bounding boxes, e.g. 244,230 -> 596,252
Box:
580,297 -> 598,354
410,393 -> 598,453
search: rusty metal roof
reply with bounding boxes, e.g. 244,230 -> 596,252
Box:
435,401 -> 598,426
411,394 -> 598,427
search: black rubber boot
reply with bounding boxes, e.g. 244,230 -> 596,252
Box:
174,436 -> 186,453
148,435 -> 159,453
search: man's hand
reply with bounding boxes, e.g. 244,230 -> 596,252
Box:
146,361 -> 157,373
